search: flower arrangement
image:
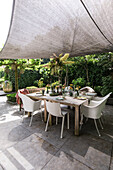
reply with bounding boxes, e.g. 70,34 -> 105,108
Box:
56,85 -> 59,93
62,86 -> 65,90
70,86 -> 73,90
70,84 -> 73,87
46,84 -> 50,88
46,84 -> 50,93
56,85 -> 59,88
75,86 -> 81,91
38,80 -> 43,88
75,86 -> 81,96
62,85 -> 66,93
51,81 -> 59,87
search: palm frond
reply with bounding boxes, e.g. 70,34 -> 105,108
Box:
63,61 -> 75,65
60,53 -> 70,62
39,63 -> 50,68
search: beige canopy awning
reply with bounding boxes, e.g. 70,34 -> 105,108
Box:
0,0 -> 113,59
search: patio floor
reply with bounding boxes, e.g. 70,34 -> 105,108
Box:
0,96 -> 113,170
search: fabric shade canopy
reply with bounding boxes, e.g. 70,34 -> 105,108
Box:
0,0 -> 113,59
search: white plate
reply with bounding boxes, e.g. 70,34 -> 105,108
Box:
77,97 -> 87,100
86,93 -> 97,96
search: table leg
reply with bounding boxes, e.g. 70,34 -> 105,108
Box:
75,105 -> 79,136
49,115 -> 52,126
44,100 -> 47,122
28,112 -> 31,117
19,103 -> 21,111
19,98 -> 22,111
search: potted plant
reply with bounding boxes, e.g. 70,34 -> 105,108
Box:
2,80 -> 12,93
7,93 -> 16,103
69,86 -> 73,96
46,84 -> 50,93
75,86 -> 81,96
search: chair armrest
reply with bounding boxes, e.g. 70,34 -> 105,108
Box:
81,103 -> 102,119
89,100 -> 102,106
93,96 -> 104,101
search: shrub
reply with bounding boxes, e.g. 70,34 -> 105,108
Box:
94,86 -> 102,96
0,77 -> 4,83
0,71 -> 4,78
33,80 -> 38,87
26,86 -> 37,89
72,78 -> 86,88
7,93 -> 16,102
38,79 -> 44,88
8,69 -> 41,91
100,76 -> 113,97
86,82 -> 91,87
51,81 -> 59,87
19,70 -> 40,89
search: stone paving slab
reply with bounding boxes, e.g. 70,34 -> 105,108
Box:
21,113 -> 73,149
0,96 -> 113,170
0,120 -> 32,151
110,161 -> 113,170
42,150 -> 91,170
35,125 -> 72,149
0,134 -> 59,170
61,134 -> 112,170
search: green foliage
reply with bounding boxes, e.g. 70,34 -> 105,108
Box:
0,77 -> 4,83
19,70 -> 40,89
0,53 -> 112,97
33,80 -> 38,87
72,78 -> 86,87
51,81 -> 60,87
7,93 -> 16,97
38,79 -> 44,88
40,53 -> 74,84
8,69 -> 40,91
100,76 -> 113,96
26,86 -> 37,89
7,93 -> 16,102
0,59 -> 41,91
94,86 -> 102,96
66,53 -> 113,91
86,82 -> 91,86
39,67 -> 50,85
0,70 -> 4,78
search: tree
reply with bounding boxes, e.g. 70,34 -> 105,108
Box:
0,59 -> 40,92
41,53 -> 74,84
68,55 -> 98,85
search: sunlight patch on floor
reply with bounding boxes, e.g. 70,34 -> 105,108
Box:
0,111 -> 21,124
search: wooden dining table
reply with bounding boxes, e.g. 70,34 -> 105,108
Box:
27,93 -> 87,136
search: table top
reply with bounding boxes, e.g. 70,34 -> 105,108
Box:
27,93 -> 87,106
